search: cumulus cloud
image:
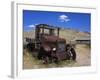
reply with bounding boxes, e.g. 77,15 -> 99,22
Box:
28,24 -> 35,28
59,15 -> 70,22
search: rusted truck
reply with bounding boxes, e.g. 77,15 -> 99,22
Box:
25,24 -> 76,63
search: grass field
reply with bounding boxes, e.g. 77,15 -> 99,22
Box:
23,44 -> 90,69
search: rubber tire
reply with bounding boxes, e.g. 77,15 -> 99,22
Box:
69,48 -> 76,61
26,42 -> 35,52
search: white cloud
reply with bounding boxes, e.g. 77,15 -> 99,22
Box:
59,15 -> 70,22
28,24 -> 35,28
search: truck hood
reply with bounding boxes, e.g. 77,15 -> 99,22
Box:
43,35 -> 66,42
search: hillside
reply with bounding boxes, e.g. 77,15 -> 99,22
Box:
23,28 -> 90,42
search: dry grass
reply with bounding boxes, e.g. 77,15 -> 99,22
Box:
23,51 -> 76,69
23,44 -> 90,69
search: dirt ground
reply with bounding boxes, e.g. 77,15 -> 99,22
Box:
23,44 -> 91,69
73,44 -> 91,66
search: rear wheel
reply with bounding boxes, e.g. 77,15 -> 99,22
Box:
38,46 -> 44,59
38,46 -> 52,63
42,56 -> 50,64
52,57 -> 58,64
26,42 -> 35,52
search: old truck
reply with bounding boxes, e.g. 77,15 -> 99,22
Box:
25,24 -> 76,63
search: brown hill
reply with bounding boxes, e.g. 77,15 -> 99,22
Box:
23,28 -> 90,42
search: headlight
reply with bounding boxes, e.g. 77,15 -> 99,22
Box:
52,47 -> 56,51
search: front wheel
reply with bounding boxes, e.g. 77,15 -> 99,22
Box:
67,48 -> 76,61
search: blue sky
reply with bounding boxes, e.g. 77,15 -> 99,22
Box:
23,10 -> 91,32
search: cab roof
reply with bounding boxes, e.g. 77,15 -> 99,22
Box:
36,24 -> 61,30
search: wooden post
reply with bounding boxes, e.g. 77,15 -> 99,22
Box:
57,28 -> 60,36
